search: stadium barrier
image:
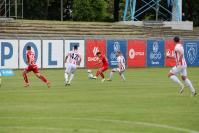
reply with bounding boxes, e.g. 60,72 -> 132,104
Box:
0,39 -> 199,69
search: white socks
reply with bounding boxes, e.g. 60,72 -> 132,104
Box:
109,72 -> 114,80
69,74 -> 74,84
184,79 -> 196,93
170,75 -> 183,87
120,73 -> 125,81
65,72 -> 69,83
170,75 -> 196,93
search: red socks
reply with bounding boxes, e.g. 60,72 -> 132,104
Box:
23,73 -> 29,83
40,75 -> 48,83
96,70 -> 104,78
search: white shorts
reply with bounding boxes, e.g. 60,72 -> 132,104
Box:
65,63 -> 77,74
170,66 -> 187,76
112,68 -> 125,73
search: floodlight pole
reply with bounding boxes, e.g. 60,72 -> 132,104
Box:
61,0 -> 63,21
15,0 -> 17,18
5,0 -> 7,17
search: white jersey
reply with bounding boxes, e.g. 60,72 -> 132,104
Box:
67,50 -> 81,66
174,44 -> 187,67
117,55 -> 125,70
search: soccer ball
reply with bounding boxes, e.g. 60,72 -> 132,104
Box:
87,69 -> 93,79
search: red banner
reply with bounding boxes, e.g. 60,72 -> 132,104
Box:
165,40 -> 176,67
86,40 -> 106,68
128,40 -> 146,67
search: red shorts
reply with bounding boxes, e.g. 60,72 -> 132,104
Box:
99,65 -> 108,72
25,65 -> 39,73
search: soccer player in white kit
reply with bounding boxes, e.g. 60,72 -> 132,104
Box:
167,36 -> 197,96
64,45 -> 81,86
107,51 -> 126,81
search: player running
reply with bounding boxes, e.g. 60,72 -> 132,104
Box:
107,51 -> 126,81
23,46 -> 50,87
64,45 -> 81,86
167,36 -> 197,96
92,52 -> 108,83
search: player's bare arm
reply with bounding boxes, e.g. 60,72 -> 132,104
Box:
64,55 -> 68,63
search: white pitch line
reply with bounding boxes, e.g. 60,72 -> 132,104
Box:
0,116 -> 198,133
0,126 -> 145,133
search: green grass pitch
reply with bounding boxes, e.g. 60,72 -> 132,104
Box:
0,68 -> 199,133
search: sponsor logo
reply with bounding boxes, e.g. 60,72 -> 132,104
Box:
114,42 -> 120,52
186,43 -> 197,64
93,47 -> 99,56
88,47 -> 99,62
129,49 -> 145,59
166,49 -> 174,57
149,41 -> 162,65
0,69 -> 14,76
110,42 -> 121,61
108,41 -> 121,66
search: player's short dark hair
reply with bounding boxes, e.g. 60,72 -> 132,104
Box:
116,50 -> 121,54
96,52 -> 101,56
74,45 -> 78,50
173,36 -> 180,43
27,45 -> 31,50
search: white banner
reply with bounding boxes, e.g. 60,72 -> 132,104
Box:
19,40 -> 42,69
42,40 -> 64,68
64,40 -> 85,68
0,40 -> 18,69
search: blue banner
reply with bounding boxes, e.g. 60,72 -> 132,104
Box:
184,41 -> 199,66
107,40 -> 127,68
0,69 -> 14,76
147,40 -> 165,67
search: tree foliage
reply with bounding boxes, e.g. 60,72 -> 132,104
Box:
72,0 -> 107,21
22,0 -> 199,26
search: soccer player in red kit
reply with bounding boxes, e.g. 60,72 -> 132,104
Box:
92,52 -> 108,83
23,46 -> 50,87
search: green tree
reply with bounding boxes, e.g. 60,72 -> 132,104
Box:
72,0 -> 107,21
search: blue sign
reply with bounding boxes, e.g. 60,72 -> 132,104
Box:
184,41 -> 199,66
147,40 -> 165,67
107,40 -> 127,68
0,69 -> 14,77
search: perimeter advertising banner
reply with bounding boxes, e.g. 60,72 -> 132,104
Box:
0,40 -> 18,69
64,40 -> 85,68
128,40 -> 146,67
147,40 -> 165,67
184,40 -> 199,66
19,40 -> 42,68
42,40 -> 64,68
165,40 -> 176,67
107,40 -> 127,68
86,39 -> 106,68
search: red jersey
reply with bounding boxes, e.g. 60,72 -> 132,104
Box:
99,55 -> 108,66
27,50 -> 36,66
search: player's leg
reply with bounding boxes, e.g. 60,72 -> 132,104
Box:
119,70 -> 125,81
92,68 -> 102,79
68,65 -> 76,85
65,64 -> 71,85
100,66 -> 108,82
107,68 -> 117,81
23,67 -> 30,87
181,68 -> 197,96
34,68 -> 50,87
93,66 -> 108,82
168,66 -> 184,93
